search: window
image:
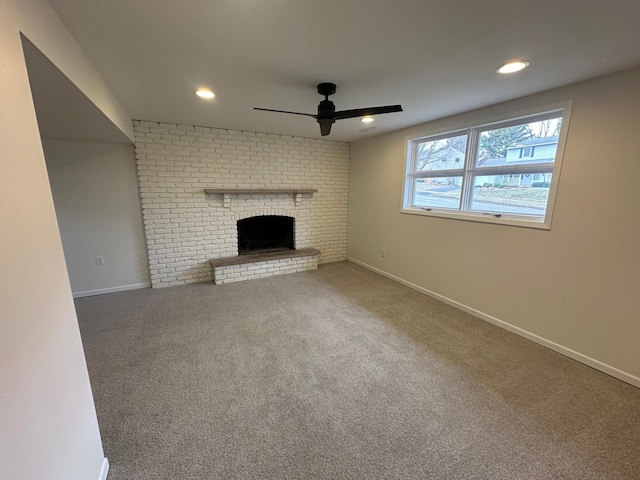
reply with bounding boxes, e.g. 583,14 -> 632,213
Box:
402,102 -> 571,229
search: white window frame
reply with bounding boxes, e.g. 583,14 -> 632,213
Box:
401,100 -> 572,230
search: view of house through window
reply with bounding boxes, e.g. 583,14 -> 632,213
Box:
404,107 -> 569,227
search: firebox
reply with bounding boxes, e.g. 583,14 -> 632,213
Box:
237,216 -> 294,255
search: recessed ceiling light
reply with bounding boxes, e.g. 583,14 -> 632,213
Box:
496,61 -> 529,74
195,88 -> 215,99
361,116 -> 375,123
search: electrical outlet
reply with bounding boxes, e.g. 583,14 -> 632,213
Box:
380,249 -> 386,258
95,256 -> 104,266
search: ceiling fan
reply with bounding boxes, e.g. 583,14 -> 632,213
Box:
253,82 -> 403,136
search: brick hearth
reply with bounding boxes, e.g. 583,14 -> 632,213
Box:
209,248 -> 320,285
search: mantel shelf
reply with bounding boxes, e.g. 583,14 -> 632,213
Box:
204,188 -> 317,194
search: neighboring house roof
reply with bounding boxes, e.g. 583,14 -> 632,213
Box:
510,136 -> 559,148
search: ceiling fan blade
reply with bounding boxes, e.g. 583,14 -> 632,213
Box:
318,118 -> 335,136
334,105 -> 403,120
252,107 -> 317,118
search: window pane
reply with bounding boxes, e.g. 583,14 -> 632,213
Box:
413,177 -> 463,209
476,117 -> 562,168
415,135 -> 467,171
470,174 -> 552,216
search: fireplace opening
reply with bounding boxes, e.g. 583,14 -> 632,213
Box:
237,216 -> 294,255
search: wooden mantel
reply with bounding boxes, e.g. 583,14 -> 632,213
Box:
204,188 -> 317,194
204,187 -> 317,208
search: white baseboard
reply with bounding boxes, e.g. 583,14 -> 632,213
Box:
98,457 -> 109,480
347,257 -> 640,389
73,283 -> 150,299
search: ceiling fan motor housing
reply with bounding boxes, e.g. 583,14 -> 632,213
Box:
317,83 -> 337,120
317,82 -> 337,97
318,99 -> 336,118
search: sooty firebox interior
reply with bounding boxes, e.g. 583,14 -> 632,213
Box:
237,216 -> 294,255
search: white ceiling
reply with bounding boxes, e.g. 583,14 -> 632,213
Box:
47,0 -> 640,142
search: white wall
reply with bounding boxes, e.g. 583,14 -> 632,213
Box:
43,139 -> 150,297
0,0 -> 133,478
348,67 -> 640,386
134,121 -> 350,287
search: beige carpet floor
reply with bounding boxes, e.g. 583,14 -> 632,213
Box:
75,261 -> 640,479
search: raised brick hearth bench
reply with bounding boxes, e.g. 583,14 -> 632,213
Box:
209,248 -> 320,285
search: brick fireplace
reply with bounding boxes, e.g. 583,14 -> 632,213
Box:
133,121 -> 349,287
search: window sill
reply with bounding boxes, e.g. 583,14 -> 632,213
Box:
400,206 -> 551,230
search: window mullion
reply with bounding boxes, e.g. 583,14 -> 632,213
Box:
460,128 -> 477,211
406,140 -> 418,206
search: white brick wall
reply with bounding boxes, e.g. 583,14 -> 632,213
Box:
133,121 -> 349,287
213,255 -> 318,285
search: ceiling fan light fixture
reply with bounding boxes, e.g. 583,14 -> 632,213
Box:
196,88 -> 215,99
361,116 -> 375,123
496,61 -> 530,74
